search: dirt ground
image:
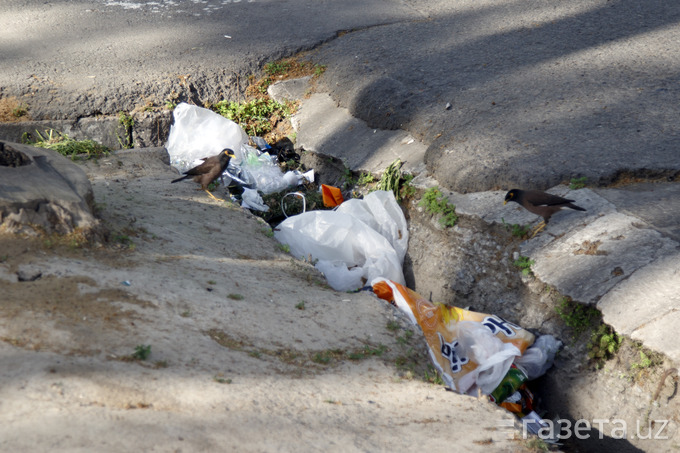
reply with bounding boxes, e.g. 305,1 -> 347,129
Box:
0,150 -> 545,452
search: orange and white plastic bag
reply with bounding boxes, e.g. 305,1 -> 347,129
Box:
372,278 -> 535,395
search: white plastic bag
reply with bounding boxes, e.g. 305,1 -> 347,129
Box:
274,209 -> 405,291
241,188 -> 269,212
335,191 -> 409,261
232,146 -> 305,195
454,321 -> 522,395
166,103 -> 249,173
315,260 -> 365,292
514,334 -> 562,380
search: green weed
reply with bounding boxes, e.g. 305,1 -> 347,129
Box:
342,166 -> 355,189
212,98 -> 293,136
313,64 -> 327,77
12,104 -> 28,118
347,345 -> 386,361
587,324 -> 621,362
523,437 -> 551,452
513,256 -> 535,276
264,61 -> 292,76
424,366 -> 445,385
278,243 -> 291,253
419,187 -> 458,227
569,176 -> 588,190
113,233 -> 135,250
501,217 -> 529,238
555,298 -> 600,337
132,344 -> 151,361
374,159 -> 415,201
386,320 -> 400,332
213,374 -> 232,384
22,129 -> 109,160
295,301 -> 306,310
227,293 -> 244,301
312,351 -> 332,364
631,350 -> 653,370
356,172 -> 375,186
117,111 -> 134,149
399,173 -> 416,200
397,330 -> 414,345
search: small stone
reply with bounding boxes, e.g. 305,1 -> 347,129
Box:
16,268 -> 42,282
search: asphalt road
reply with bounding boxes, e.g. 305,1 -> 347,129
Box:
1,0 -> 679,191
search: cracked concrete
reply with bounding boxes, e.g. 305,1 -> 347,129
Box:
294,82 -> 680,366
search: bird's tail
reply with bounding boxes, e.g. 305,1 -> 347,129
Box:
171,175 -> 190,184
567,203 -> 586,212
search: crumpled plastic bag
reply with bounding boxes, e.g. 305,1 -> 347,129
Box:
514,334 -> 562,380
241,188 -> 269,212
335,191 -> 409,262
166,103 -> 249,173
274,191 -> 408,291
165,104 -> 303,195
455,321 -> 523,395
234,146 -> 287,194
371,278 -> 535,395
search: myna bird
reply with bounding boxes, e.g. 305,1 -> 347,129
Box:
171,149 -> 235,202
504,189 -> 585,237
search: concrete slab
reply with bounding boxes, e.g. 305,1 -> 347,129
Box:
598,252 -> 680,362
525,211 -> 677,304
268,77 -> 313,104
425,181 -> 680,365
594,183 -> 680,242
629,309 -> 680,365
295,92 -> 427,176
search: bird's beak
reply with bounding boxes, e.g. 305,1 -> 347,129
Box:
503,200 -> 508,205
225,151 -> 235,158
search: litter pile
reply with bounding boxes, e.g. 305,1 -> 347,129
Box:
166,102 -> 314,210
372,279 -> 561,437
164,102 -> 561,440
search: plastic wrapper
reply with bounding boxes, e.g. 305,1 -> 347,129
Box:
371,278 -> 535,395
166,103 -> 249,173
321,184 -> 344,208
165,105 -> 302,194
274,191 -> 408,291
241,188 -> 269,212
514,334 -> 562,380
335,191 -> 409,262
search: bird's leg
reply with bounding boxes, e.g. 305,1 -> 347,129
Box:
530,221 -> 547,238
204,189 -> 225,202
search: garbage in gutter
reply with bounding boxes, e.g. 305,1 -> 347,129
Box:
166,102 -> 311,195
371,278 -> 561,436
166,102 -> 248,174
241,188 -> 269,212
321,184 -> 344,208
274,190 -> 408,291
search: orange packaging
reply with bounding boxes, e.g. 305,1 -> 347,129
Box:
372,278 -> 535,395
321,184 -> 344,208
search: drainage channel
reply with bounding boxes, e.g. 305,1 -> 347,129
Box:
266,147 -> 679,453
401,192 -> 679,453
3,112 -> 678,453
252,144 -> 680,453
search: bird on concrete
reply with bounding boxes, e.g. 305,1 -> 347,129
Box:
504,189 -> 586,237
171,149 -> 235,202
